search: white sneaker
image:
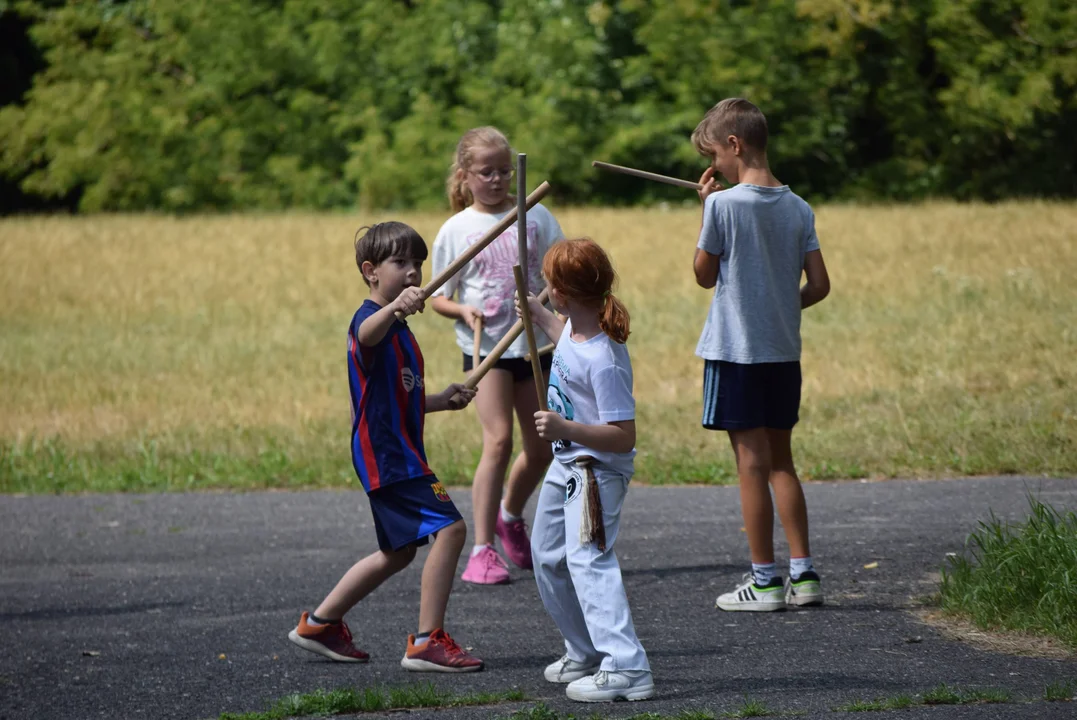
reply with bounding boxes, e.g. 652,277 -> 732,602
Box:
543,654 -> 601,683
786,570 -> 825,607
566,670 -> 655,702
716,573 -> 787,612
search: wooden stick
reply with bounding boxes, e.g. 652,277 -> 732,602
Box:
472,316 -> 483,362
592,160 -> 703,191
464,287 -> 550,390
524,343 -> 556,362
517,153 -> 528,296
514,264 -> 548,411
395,181 -> 551,320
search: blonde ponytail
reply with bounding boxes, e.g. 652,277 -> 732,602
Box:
446,160 -> 472,212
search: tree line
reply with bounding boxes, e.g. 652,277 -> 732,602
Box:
1,0 -> 1074,213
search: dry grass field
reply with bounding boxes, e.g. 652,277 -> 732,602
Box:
1,202 -> 1075,493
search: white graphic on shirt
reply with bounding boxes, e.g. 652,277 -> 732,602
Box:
401,367 -> 424,392
469,221 -> 542,340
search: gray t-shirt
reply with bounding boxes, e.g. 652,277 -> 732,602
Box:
695,184 -> 820,363
547,319 -> 636,478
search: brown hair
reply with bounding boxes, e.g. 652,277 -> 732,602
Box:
691,98 -> 769,156
542,238 -> 630,344
354,222 -> 428,286
446,126 -> 513,212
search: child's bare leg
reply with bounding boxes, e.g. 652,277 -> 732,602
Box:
472,370 -> 514,546
767,428 -> 811,558
419,519 -> 468,632
314,546 -> 417,620
502,373 -> 554,516
728,428 -> 775,565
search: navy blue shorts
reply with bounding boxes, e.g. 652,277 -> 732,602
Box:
702,360 -> 801,431
367,477 -> 463,552
463,351 -> 553,383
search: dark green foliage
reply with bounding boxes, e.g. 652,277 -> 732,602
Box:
940,495 -> 1077,648
2,0 -> 1075,211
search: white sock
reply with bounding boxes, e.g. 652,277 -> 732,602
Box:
500,504 -> 522,523
413,633 -> 430,647
470,544 -> 492,557
751,562 -> 776,586
789,556 -> 815,580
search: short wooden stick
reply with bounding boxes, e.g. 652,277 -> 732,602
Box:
517,153 -> 528,296
395,181 -> 551,321
464,287 -> 550,390
472,316 -> 483,362
514,264 -> 548,411
524,343 -> 556,362
592,160 -> 703,191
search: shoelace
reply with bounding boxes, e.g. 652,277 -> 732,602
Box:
337,622 -> 357,648
483,549 -> 508,572
429,629 -> 464,657
593,670 -> 610,686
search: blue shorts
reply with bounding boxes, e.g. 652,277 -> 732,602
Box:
367,477 -> 463,552
702,360 -> 801,431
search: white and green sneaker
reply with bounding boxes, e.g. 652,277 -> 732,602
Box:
716,574 -> 787,612
785,570 -> 824,607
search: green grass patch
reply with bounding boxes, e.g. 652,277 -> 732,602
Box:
219,683 -> 524,720
720,699 -> 779,718
940,495 -> 1077,649
836,687 -> 1014,712
1044,681 -> 1076,702
500,704 -> 797,720
921,683 -> 963,705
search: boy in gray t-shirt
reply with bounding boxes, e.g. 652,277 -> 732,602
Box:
691,98 -> 831,612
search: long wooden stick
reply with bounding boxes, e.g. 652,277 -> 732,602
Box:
464,287 -> 550,389
395,181 -> 551,321
472,316 -> 483,361
592,160 -> 703,191
514,265 -> 548,411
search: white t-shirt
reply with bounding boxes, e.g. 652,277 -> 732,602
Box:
547,319 -> 636,478
431,204 -> 564,358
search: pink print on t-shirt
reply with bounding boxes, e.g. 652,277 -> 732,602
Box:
470,220 -> 542,339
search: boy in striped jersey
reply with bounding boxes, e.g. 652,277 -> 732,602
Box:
288,222 -> 483,672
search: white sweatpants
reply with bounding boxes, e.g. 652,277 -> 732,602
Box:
531,459 -> 650,673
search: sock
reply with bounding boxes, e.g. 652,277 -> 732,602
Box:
789,556 -> 815,580
470,543 -> 492,557
751,562 -> 776,586
308,613 -> 339,626
413,632 -> 431,647
500,504 -> 522,523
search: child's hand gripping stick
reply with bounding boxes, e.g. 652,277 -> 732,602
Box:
394,181 -> 551,322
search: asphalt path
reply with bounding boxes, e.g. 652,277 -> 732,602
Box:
1,477 -> 1075,720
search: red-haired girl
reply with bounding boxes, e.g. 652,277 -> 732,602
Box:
517,238 -> 653,703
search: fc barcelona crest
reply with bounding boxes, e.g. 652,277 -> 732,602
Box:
431,481 -> 451,502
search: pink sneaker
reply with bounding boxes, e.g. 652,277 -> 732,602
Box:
461,546 -> 510,585
495,514 -> 534,569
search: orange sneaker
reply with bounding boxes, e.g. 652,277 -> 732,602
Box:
400,628 -> 484,673
287,612 -> 370,662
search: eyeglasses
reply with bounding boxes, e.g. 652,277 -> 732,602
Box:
469,167 -> 514,183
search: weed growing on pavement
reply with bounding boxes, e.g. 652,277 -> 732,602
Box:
219,684 -> 524,720
940,495 -> 1077,649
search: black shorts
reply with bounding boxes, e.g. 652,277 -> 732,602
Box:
701,360 -> 801,431
367,477 -> 462,551
462,351 -> 553,383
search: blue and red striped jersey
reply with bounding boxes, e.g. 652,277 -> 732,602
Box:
347,300 -> 432,492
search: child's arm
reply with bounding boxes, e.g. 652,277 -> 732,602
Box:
534,414 -> 636,455
801,249 -> 831,309
430,296 -> 483,331
516,293 -> 565,344
358,287 -> 425,347
694,181 -> 723,289
693,249 -> 720,289
427,383 -> 477,413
